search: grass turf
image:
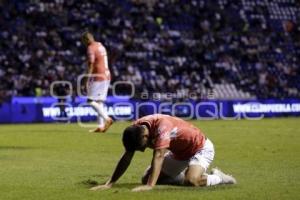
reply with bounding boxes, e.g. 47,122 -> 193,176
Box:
0,118 -> 299,200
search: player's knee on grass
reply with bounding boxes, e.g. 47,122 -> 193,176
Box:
184,174 -> 207,187
184,164 -> 206,186
141,166 -> 172,185
141,169 -> 166,185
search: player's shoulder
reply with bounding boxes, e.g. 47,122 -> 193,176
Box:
156,114 -> 176,121
88,41 -> 100,47
96,42 -> 107,53
87,42 -> 96,51
155,114 -> 175,127
135,115 -> 153,123
136,114 -> 173,124
92,41 -> 104,48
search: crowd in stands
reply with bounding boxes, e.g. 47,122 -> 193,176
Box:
0,0 -> 299,102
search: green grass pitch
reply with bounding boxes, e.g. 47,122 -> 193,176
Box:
0,118 -> 299,200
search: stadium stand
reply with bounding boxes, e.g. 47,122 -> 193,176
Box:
0,0 -> 299,102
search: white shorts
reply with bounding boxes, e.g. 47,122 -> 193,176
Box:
87,81 -> 110,101
161,138 -> 215,178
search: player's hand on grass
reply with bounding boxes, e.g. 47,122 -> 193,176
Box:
89,183 -> 112,191
132,185 -> 153,192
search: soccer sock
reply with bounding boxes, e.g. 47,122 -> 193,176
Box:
89,101 -> 110,121
98,116 -> 104,128
206,174 -> 222,186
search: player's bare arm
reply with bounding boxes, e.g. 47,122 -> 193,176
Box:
83,52 -> 94,91
81,32 -> 95,91
132,148 -> 167,192
90,151 -> 134,191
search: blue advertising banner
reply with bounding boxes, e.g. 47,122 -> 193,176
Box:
0,97 -> 299,123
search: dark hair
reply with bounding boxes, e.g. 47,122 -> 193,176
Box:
122,125 -> 145,152
81,31 -> 93,39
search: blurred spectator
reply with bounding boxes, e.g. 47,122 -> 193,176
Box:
0,0 -> 299,102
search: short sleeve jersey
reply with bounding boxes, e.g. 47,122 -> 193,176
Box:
134,114 -> 206,160
87,41 -> 111,81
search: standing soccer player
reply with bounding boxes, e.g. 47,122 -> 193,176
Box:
81,32 -> 113,133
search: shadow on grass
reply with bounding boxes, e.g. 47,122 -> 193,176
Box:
79,179 -> 139,189
149,183 -> 238,193
80,179 -> 100,187
0,146 -> 37,150
79,178 -> 238,192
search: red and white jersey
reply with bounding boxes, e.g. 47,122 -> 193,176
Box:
87,41 -> 111,81
134,114 -> 206,160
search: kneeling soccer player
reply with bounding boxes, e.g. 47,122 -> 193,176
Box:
90,114 -> 236,192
